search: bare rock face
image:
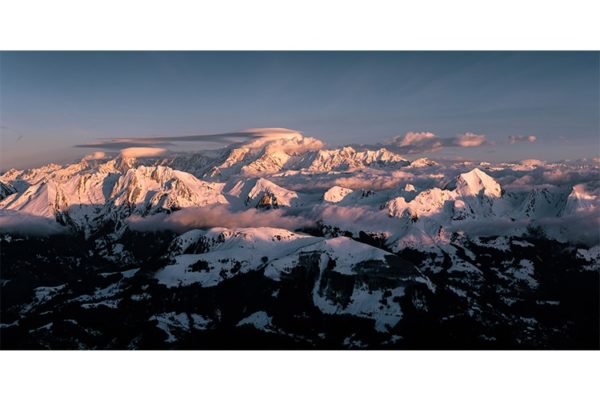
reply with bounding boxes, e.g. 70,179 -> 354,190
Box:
0,181 -> 17,201
256,191 -> 279,209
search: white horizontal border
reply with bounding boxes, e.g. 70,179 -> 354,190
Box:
0,351 -> 598,399
0,0 -> 598,50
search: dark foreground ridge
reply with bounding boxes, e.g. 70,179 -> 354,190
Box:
1,230 -> 598,350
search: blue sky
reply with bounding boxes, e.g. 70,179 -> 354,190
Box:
1,51 -> 598,168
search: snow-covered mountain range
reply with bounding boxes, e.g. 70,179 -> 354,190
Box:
1,130 -> 598,244
1,129 -> 598,349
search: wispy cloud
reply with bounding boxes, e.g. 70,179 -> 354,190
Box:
82,151 -> 108,161
508,135 -> 537,144
75,138 -> 173,150
389,131 -> 489,154
455,132 -> 488,147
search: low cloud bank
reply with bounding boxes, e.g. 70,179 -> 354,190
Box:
451,211 -> 600,247
0,211 -> 69,236
535,212 -> 600,247
126,205 -> 315,233
310,204 -> 400,235
333,170 -> 415,190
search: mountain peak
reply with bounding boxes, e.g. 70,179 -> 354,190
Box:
454,168 -> 502,198
564,183 -> 599,215
410,157 -> 438,168
245,177 -> 298,208
323,186 -> 354,203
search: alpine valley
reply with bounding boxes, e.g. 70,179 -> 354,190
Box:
1,129 -> 598,349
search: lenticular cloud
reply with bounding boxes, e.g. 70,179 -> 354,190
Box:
119,147 -> 168,158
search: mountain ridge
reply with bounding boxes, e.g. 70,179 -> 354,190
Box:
1,134 -> 597,249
